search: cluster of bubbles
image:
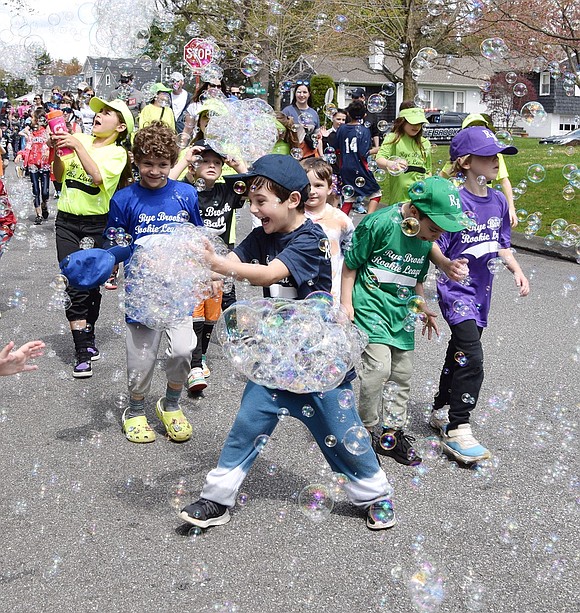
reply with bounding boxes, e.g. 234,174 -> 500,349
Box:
215,293 -> 368,393
205,98 -> 278,164
520,101 -> 547,127
480,37 -> 510,61
543,218 -> 580,253
408,47 -> 439,82
124,223 -> 225,330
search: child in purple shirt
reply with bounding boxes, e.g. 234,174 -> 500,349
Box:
430,127 -> 530,463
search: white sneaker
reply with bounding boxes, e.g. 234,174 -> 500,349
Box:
440,424 -> 490,464
429,408 -> 449,435
187,367 -> 207,393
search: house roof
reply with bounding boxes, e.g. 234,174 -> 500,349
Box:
82,56 -> 160,91
303,54 -> 525,88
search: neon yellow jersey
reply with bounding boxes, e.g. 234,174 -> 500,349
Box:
57,133 -> 127,216
137,104 -> 176,132
376,133 -> 432,205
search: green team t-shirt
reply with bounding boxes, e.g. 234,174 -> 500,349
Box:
344,204 -> 431,350
57,133 -> 127,216
376,134 -> 432,205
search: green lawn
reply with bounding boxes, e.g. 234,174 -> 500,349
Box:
431,138 -> 579,236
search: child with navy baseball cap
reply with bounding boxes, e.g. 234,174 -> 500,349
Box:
179,153 -> 398,532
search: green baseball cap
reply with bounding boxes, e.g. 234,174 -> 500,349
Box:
408,176 -> 465,232
151,82 -> 172,94
89,96 -> 134,135
399,107 -> 427,125
462,113 -> 494,130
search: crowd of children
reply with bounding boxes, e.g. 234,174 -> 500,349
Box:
1,85 -> 531,532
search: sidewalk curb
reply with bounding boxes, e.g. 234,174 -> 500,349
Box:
511,232 -> 578,263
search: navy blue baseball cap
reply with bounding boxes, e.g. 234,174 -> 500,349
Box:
450,126 -> 518,161
60,245 -> 131,289
226,154 -> 309,193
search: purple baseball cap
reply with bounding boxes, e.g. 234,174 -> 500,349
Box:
450,126 -> 518,161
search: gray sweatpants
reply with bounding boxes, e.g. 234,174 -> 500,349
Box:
125,319 -> 195,398
358,343 -> 414,429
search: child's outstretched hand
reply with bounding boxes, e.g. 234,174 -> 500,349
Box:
514,271 -> 530,296
421,308 -> 440,340
444,257 -> 469,282
0,340 -> 45,376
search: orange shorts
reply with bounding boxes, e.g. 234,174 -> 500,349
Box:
193,290 -> 223,322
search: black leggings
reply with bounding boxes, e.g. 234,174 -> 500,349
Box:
434,319 -> 484,431
55,211 -> 108,323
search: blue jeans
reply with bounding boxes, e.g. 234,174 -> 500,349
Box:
29,169 -> 50,208
201,380 -> 393,508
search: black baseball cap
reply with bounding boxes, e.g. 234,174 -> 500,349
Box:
351,87 -> 365,98
193,139 -> 225,160
226,154 -> 309,193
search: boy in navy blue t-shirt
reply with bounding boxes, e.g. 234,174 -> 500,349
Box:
180,154 -> 396,531
107,122 -> 203,445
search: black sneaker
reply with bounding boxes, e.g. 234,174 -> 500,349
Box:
367,499 -> 396,530
180,498 -> 230,529
373,430 -> 422,466
87,346 -> 100,361
41,205 -> 49,219
34,215 -> 42,225
73,351 -> 93,378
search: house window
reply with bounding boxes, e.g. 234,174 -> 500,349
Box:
559,117 -> 578,131
433,90 -> 455,112
165,67 -> 172,80
455,91 -> 465,112
539,72 -> 550,96
105,74 -> 111,86
421,90 -> 432,108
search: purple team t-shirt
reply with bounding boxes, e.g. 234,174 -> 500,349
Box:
436,187 -> 511,328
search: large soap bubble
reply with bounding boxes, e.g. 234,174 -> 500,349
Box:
124,223 -> 225,330
216,293 -> 368,393
205,98 -> 278,164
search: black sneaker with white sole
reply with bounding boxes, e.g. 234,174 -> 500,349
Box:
373,429 -> 422,466
73,350 -> 93,378
180,498 -> 230,529
367,499 -> 396,530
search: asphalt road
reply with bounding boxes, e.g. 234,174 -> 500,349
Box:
0,168 -> 578,613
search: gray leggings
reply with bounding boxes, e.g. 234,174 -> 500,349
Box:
125,319 -> 195,398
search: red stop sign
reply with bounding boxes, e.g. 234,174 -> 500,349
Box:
183,38 -> 215,74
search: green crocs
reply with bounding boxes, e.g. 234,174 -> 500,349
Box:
122,410 -> 156,444
155,398 -> 192,442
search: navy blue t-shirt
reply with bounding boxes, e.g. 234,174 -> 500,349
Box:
337,123 -> 380,197
233,218 -> 332,299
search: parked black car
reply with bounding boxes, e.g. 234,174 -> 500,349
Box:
538,128 -> 580,146
422,111 -> 469,145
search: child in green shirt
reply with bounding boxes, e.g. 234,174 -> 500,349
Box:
341,176 -> 465,465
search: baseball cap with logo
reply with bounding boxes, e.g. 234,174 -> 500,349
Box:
450,126 -> 518,161
89,96 -> 134,135
399,107 -> 428,125
170,72 -> 185,82
408,176 -> 465,232
350,87 -> 365,98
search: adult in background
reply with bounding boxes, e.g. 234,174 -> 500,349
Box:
282,82 -> 320,159
170,72 -> 194,134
